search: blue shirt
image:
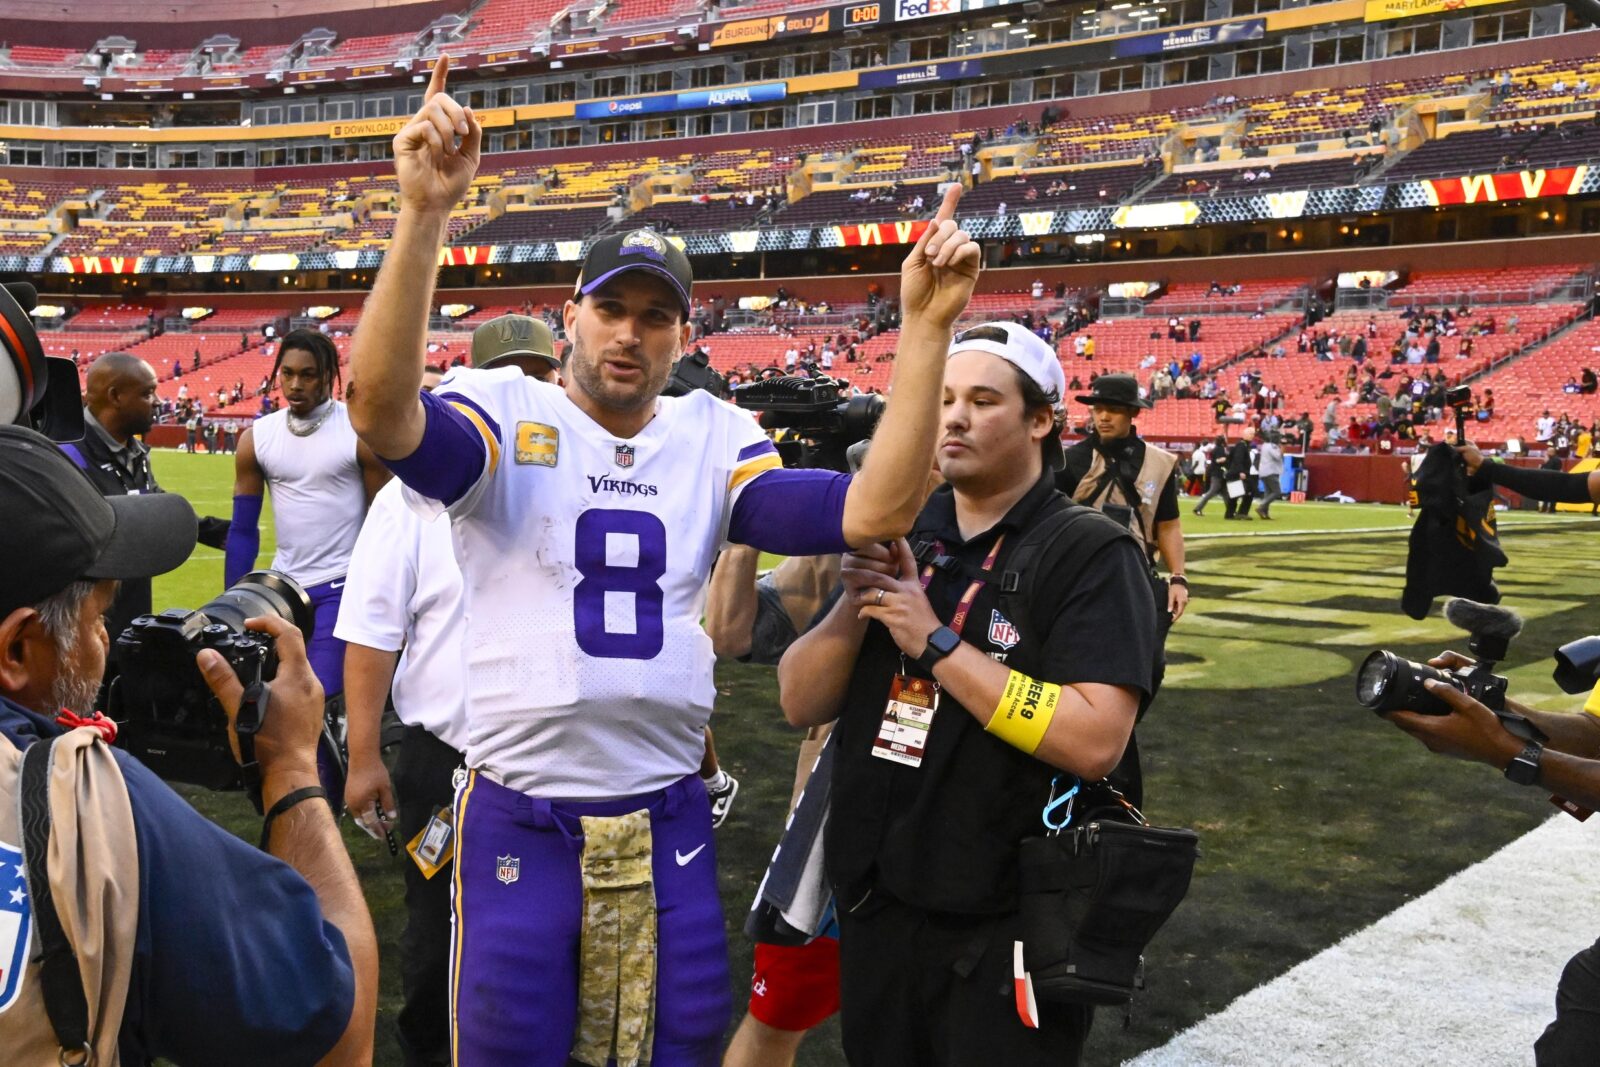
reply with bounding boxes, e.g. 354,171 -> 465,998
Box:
0,696 -> 354,1066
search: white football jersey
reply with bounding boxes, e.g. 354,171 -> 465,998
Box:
406,369 -> 782,798
251,401 -> 365,587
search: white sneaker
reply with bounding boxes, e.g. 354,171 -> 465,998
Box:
707,772 -> 740,829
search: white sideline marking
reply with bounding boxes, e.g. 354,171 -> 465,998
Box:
1126,815 -> 1597,1067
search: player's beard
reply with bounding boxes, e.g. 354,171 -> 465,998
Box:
568,324 -> 673,415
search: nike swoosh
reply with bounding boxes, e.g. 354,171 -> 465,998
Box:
675,844 -> 706,867
330,580 -> 346,590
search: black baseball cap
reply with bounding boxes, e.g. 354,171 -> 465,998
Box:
575,228 -> 693,319
0,425 -> 197,616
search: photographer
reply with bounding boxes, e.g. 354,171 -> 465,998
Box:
0,425 -> 375,1064
778,324 -> 1155,1065
1384,657 -> 1600,1065
1057,373 -> 1187,805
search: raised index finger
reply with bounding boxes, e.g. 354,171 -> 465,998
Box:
426,54 -> 451,101
931,182 -> 962,225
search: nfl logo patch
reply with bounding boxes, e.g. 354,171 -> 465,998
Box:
615,444 -> 635,469
0,840 -> 33,1015
496,854 -> 520,886
988,609 -> 1020,651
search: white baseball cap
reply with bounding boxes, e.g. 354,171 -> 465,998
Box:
948,321 -> 1068,468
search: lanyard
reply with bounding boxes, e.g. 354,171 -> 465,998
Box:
918,532 -> 1006,639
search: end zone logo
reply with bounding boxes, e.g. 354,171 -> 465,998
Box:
895,0 -> 956,20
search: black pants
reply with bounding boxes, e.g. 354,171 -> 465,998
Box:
393,726 -> 465,1067
1536,936 -> 1600,1066
837,895 -> 1093,1067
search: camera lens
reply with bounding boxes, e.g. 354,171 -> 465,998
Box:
1356,650 -> 1401,708
199,570 -> 314,641
1357,650 -> 1458,715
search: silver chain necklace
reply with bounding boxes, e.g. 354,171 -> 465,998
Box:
287,399 -> 335,437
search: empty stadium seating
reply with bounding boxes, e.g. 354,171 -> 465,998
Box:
1381,120 -> 1600,182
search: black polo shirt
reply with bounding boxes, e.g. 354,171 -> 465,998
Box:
1058,431 -> 1180,523
826,474 -> 1156,916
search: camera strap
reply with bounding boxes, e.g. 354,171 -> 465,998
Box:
19,737 -> 91,1063
235,681 -> 271,815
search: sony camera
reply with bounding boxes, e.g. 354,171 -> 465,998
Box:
731,375 -> 884,472
1357,598 -> 1543,743
109,570 -> 339,791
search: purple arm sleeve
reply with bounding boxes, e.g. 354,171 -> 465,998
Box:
380,389 -> 494,507
729,468 -> 853,556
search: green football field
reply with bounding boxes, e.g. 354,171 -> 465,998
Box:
147,451 -> 1600,1065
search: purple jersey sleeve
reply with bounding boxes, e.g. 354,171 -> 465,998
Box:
728,468 -> 853,555
380,389 -> 498,507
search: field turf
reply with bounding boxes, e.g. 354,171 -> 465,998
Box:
147,451 -> 1600,1065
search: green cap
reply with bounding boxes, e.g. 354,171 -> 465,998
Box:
471,314 -> 558,371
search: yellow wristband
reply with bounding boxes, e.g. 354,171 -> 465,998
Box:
1584,680 -> 1600,718
986,671 -> 1061,755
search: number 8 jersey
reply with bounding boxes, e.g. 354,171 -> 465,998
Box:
403,368 -> 800,798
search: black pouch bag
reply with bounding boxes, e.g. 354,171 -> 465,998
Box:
1018,785 -> 1198,1006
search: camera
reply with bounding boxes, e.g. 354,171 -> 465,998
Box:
731,375 -> 884,472
1357,598 -> 1544,743
1,281 -> 85,442
109,570 -> 339,791
1445,384 -> 1475,439
662,348 -> 729,401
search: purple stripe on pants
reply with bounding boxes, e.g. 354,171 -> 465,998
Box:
302,578 -> 347,697
450,771 -> 730,1067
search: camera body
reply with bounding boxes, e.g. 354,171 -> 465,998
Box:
731,376 -> 884,472
109,570 -> 320,790
1357,650 -> 1506,717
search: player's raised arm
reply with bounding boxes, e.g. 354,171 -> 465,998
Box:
348,55 -> 482,461
840,184 -> 979,546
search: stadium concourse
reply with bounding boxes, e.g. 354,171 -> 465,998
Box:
9,0 -> 1600,1063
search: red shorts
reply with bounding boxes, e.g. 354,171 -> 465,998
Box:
747,937 -> 841,1032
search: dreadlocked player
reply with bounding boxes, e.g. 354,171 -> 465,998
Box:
225,328 -> 390,702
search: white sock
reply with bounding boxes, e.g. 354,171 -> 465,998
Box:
702,768 -> 730,791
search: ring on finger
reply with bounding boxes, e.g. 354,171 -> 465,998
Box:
875,589 -> 886,606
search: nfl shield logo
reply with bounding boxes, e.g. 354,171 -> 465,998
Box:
0,840 -> 33,1014
615,444 -> 635,469
496,854 -> 520,886
988,609 -> 1021,651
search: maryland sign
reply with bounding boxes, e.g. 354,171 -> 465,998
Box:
1422,166 -> 1589,207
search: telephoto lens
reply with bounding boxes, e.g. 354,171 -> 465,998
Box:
1356,650 -> 1456,716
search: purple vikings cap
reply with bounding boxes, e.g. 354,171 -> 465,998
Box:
574,228 -> 694,319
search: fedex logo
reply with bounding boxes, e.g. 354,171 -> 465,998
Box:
895,0 -> 956,20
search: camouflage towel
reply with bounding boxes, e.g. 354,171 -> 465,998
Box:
571,810 -> 657,1067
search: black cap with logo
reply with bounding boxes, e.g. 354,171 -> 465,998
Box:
0,425 -> 197,617
575,228 -> 694,319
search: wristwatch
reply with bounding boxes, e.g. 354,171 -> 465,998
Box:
1504,740 -> 1543,786
916,626 -> 962,672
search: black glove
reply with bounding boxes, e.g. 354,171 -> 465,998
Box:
197,515 -> 231,550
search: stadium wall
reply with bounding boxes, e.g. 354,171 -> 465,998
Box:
0,0 -> 454,49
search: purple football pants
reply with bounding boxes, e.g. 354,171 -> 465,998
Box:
302,578 -> 346,697
450,771 -> 731,1067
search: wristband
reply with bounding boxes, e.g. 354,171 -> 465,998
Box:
986,671 -> 1061,755
259,786 -> 328,851
1169,575 -> 1188,587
